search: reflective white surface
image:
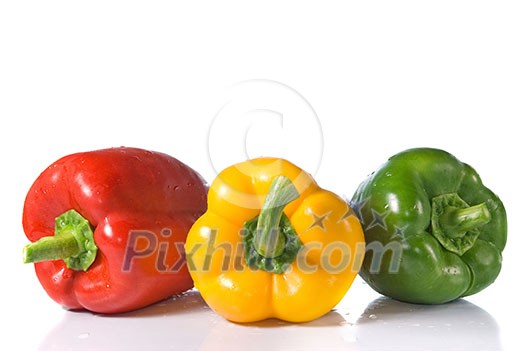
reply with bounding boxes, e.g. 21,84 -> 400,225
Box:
5,278 -> 519,351
353,297 -> 500,351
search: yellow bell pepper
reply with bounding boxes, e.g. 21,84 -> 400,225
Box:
185,158 -> 365,323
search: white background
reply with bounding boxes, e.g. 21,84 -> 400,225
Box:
1,1 -> 524,350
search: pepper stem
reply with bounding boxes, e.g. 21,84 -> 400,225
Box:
439,202 -> 491,238
254,176 -> 300,258
431,193 -> 492,255
242,176 -> 303,274
22,209 -> 98,271
23,231 -> 81,263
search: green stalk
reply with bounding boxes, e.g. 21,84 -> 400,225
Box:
431,193 -> 492,256
254,176 -> 300,258
23,231 -> 81,263
439,202 -> 491,238
242,176 -> 303,274
22,209 -> 98,271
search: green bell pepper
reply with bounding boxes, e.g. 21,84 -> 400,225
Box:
352,148 -> 507,304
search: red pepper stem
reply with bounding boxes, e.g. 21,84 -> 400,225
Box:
23,231 -> 81,263
254,176 -> 300,258
22,209 -> 98,271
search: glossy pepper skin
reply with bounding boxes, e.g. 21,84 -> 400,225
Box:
185,158 -> 365,323
22,147 -> 207,313
352,148 -> 506,304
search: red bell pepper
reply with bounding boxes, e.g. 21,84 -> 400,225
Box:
22,147 -> 207,313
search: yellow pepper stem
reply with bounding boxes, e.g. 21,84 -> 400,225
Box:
242,176 -> 303,273
255,176 -> 300,258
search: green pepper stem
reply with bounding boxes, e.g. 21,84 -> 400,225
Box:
439,202 -> 491,238
23,230 -> 81,263
254,176 -> 300,258
22,209 -> 98,271
431,193 -> 492,256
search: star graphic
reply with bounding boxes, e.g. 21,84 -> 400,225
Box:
366,208 -> 390,231
308,210 -> 332,232
390,224 -> 408,240
338,203 -> 357,223
349,197 -> 370,224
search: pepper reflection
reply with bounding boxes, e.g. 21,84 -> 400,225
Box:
355,297 -> 501,351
